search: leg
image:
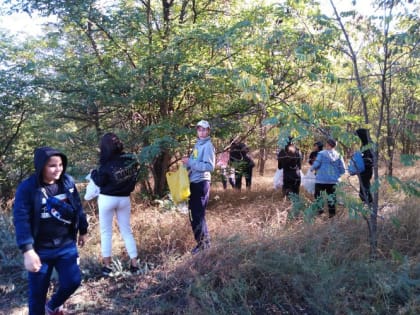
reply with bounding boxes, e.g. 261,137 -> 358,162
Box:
228,168 -> 235,188
359,171 -> 373,204
245,167 -> 252,189
98,194 -> 117,266
221,167 -> 228,189
234,171 -> 242,190
188,181 -> 210,246
28,256 -> 54,315
289,178 -> 301,196
283,176 -> 297,199
325,184 -> 337,217
115,197 -> 138,262
314,183 -> 324,214
48,243 -> 81,310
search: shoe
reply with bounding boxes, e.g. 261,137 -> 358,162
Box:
191,244 -> 201,255
129,265 -> 140,274
102,266 -> 113,277
45,303 -> 64,315
191,242 -> 211,255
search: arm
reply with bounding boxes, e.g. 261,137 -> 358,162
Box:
13,181 -> 42,272
188,145 -> 215,172
90,165 -> 109,187
65,174 -> 89,244
297,151 -> 302,169
13,183 -> 35,254
310,153 -> 322,172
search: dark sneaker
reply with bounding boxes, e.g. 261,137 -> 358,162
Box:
102,266 -> 113,277
191,245 -> 201,255
191,242 -> 211,255
45,303 -> 64,315
129,265 -> 140,274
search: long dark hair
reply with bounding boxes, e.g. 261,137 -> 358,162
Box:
99,133 -> 124,164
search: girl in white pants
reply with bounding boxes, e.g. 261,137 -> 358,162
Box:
90,132 -> 140,275
98,195 -> 138,268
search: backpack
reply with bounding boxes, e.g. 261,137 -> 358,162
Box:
348,151 -> 365,175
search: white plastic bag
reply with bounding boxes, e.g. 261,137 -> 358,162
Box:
301,170 -> 316,194
273,169 -> 283,189
84,173 -> 100,201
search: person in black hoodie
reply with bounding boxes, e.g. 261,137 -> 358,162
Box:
91,133 -> 140,276
13,147 -> 88,315
355,128 -> 374,204
277,138 -> 303,198
308,141 -> 323,166
229,141 -> 255,190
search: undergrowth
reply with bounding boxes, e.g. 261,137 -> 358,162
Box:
1,163 -> 419,315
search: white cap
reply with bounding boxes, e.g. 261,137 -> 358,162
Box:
196,120 -> 210,129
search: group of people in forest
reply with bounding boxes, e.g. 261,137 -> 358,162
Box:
12,120 -> 217,315
276,128 -> 374,217
12,119 -> 373,315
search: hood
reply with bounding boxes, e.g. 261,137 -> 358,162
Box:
356,128 -> 370,146
197,136 -> 211,145
324,149 -> 341,162
34,146 -> 68,185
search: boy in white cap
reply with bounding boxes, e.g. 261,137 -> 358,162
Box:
182,120 -> 215,254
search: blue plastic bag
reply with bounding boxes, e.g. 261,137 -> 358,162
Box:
348,151 -> 365,175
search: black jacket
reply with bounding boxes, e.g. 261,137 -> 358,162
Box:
91,153 -> 139,196
356,128 -> 374,171
13,147 -> 88,253
278,147 -> 302,179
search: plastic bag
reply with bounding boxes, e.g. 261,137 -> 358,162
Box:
84,173 -> 100,201
166,166 -> 191,204
301,170 -> 316,194
348,151 -> 365,175
273,169 -> 283,189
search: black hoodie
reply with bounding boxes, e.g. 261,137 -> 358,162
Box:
356,129 -> 374,170
34,146 -> 68,185
13,147 -> 88,253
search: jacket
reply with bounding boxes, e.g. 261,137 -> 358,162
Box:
91,153 -> 139,197
13,147 -> 88,253
310,149 -> 345,184
355,128 -> 374,173
277,147 -> 302,179
186,136 -> 215,183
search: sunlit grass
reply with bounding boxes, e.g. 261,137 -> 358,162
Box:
1,159 -> 419,314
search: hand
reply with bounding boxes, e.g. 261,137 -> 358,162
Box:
181,157 -> 189,165
23,249 -> 42,273
78,234 -> 87,247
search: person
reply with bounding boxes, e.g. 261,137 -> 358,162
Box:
229,141 -> 255,190
277,137 -> 303,198
308,141 -> 323,166
13,147 -> 88,315
90,133 -> 140,276
355,128 -> 374,204
310,138 -> 345,218
182,120 -> 215,255
216,150 -> 235,189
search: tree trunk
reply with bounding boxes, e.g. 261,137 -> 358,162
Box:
152,150 -> 171,196
258,104 -> 268,176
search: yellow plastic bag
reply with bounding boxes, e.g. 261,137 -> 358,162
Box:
166,166 -> 191,204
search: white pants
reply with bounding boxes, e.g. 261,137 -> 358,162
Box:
98,195 -> 138,259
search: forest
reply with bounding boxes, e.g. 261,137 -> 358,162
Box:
0,0 -> 419,314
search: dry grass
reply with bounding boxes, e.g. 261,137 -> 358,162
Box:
1,159 -> 419,315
